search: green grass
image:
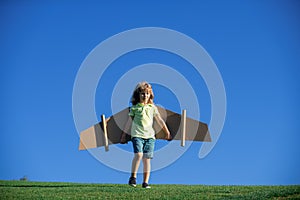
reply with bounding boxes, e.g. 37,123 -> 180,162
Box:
0,180 -> 299,199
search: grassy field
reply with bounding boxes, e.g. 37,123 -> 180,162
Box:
0,180 -> 299,199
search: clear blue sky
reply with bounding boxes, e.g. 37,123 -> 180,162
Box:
1,1 -> 299,185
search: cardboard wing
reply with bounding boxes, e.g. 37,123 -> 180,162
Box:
79,106 -> 211,151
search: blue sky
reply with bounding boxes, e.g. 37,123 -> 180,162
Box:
1,1 -> 299,185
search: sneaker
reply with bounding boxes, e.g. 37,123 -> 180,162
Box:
142,182 -> 151,189
128,177 -> 136,187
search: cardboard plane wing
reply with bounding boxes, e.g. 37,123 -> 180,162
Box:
79,106 -> 211,151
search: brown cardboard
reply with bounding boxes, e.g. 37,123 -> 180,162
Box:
79,106 -> 211,150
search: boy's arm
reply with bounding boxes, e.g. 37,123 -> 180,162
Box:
154,115 -> 172,141
120,117 -> 132,144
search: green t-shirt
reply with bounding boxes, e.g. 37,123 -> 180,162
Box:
129,103 -> 159,139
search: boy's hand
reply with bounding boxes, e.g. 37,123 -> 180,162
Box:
120,132 -> 127,144
165,133 -> 172,141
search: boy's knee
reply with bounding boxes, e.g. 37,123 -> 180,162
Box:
134,153 -> 143,160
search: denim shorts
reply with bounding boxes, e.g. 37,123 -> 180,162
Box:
132,137 -> 155,159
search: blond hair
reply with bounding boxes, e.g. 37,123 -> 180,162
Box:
131,81 -> 154,105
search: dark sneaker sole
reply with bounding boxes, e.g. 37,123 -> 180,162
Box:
129,183 -> 136,187
142,183 -> 151,189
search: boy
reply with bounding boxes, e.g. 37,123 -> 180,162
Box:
120,82 -> 171,188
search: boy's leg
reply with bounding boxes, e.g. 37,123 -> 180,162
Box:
131,153 -> 143,178
142,158 -> 151,183
131,137 -> 144,178
142,138 -> 155,185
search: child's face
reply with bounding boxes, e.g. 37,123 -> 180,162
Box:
139,90 -> 151,103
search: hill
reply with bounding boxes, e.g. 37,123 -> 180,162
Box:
0,180 -> 299,199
